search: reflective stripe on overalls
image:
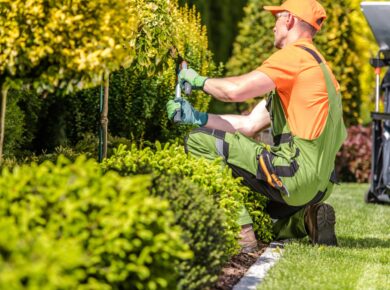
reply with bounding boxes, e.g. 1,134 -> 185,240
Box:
260,45 -> 347,206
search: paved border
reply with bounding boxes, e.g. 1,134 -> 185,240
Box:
232,241 -> 285,290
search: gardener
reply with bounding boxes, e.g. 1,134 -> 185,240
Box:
167,0 -> 346,251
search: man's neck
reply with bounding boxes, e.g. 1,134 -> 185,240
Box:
284,31 -> 313,47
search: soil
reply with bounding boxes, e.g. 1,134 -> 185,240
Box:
213,242 -> 268,290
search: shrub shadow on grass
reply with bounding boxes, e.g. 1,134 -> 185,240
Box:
338,236 -> 390,249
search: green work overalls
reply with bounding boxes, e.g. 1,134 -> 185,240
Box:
185,46 -> 347,239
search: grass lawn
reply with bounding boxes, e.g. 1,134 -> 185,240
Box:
258,183 -> 390,290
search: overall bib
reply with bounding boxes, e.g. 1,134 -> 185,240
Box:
185,46 -> 347,239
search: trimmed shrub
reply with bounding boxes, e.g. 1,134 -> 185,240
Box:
102,142 -> 273,243
4,0 -> 221,156
151,174 -> 229,289
336,125 -> 371,182
3,96 -> 25,157
178,0 -> 248,63
0,156 -> 192,289
0,220 -> 85,290
107,2 -> 220,143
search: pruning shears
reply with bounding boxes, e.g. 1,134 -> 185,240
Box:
174,61 -> 192,122
170,46 -> 192,122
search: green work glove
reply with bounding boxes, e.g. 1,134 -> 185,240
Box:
179,68 -> 208,90
166,99 -> 208,126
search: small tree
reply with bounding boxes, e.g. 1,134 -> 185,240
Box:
0,0 -> 138,161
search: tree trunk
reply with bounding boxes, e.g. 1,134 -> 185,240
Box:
0,83 -> 8,163
101,72 -> 109,160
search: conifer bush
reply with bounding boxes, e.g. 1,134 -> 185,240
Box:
6,0 -> 221,155
0,156 -> 192,289
103,143 -> 243,252
102,143 -> 273,253
107,1 -> 221,143
151,174 -> 229,289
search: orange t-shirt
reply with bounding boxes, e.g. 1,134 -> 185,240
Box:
257,38 -> 340,140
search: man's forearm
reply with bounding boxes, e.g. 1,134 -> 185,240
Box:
203,71 -> 275,103
203,77 -> 242,102
203,99 -> 271,137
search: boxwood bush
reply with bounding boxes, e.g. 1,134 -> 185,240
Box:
102,142 -> 273,248
151,174 -> 229,289
0,156 -> 192,289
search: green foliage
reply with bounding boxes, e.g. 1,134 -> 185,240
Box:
0,156 -> 191,289
0,0 -> 138,93
226,0 -> 372,126
103,142 -> 273,242
151,174 -> 230,290
226,0 -> 279,76
315,0 -> 360,126
3,95 -> 25,157
107,1 -> 221,143
104,142 -> 267,288
102,143 -> 242,252
178,0 -> 248,63
0,0 -> 139,159
244,191 -> 274,242
4,0 -> 221,156
0,220 -> 86,290
0,88 -> 43,158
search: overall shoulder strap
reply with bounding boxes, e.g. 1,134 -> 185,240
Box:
297,45 -> 323,64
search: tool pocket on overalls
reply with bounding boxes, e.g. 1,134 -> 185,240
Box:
256,150 -> 300,197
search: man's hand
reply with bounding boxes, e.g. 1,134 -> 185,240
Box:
179,68 -> 208,90
166,98 -> 208,126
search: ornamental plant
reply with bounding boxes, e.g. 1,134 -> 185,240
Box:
150,174 -> 229,289
4,0 -> 221,156
0,156 -> 192,289
0,0 -> 139,160
107,2 -> 221,143
102,143 -> 273,247
336,125 -> 371,182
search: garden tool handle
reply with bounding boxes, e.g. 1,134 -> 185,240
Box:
174,83 -> 182,122
181,61 -> 192,96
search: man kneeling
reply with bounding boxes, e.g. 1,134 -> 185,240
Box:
167,0 -> 346,251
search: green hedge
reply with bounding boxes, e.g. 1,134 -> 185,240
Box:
5,0 -> 220,157
0,156 -> 192,289
0,143 -> 274,289
151,174 -> 229,289
102,142 -> 273,245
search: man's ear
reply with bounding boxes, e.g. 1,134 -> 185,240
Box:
286,14 -> 295,30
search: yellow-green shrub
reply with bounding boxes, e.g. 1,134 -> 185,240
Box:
0,156 -> 191,289
0,0 -> 138,92
107,1 -> 221,143
7,0 -> 222,155
103,143 -> 273,246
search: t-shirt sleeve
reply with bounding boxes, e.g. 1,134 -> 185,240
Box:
256,48 -> 301,94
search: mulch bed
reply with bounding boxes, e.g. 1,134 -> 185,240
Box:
213,242 -> 269,290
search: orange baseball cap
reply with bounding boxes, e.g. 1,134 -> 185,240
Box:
264,0 -> 327,31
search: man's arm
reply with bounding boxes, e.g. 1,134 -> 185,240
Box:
204,99 -> 271,137
203,70 -> 276,102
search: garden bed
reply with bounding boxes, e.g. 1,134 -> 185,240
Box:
215,242 -> 268,290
